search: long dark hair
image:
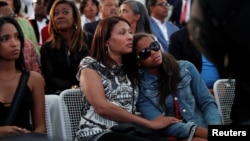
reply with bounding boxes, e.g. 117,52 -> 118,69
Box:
91,16 -> 139,86
0,16 -> 25,71
133,32 -> 180,106
13,0 -> 21,14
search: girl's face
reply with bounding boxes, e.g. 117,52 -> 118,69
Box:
135,36 -> 162,68
0,23 -> 20,60
106,21 -> 133,56
119,4 -> 140,26
53,3 -> 74,31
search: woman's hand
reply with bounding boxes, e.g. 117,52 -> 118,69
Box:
149,113 -> 181,130
0,126 -> 31,137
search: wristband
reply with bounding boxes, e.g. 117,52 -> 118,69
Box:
187,125 -> 197,141
71,85 -> 79,89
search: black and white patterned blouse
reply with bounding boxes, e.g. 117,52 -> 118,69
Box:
75,56 -> 139,141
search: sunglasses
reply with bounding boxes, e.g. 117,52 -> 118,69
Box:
137,41 -> 161,60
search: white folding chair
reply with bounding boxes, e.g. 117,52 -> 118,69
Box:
213,79 -> 236,125
59,88 -> 84,141
45,95 -> 64,140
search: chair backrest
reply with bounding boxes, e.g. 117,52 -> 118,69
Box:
59,88 -> 84,141
44,95 -> 53,139
213,79 -> 236,125
44,95 -> 64,140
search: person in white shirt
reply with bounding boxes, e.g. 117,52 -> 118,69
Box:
29,0 -> 48,46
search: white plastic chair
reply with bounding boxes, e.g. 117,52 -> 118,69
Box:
213,79 -> 236,125
45,95 -> 64,140
59,88 -> 84,141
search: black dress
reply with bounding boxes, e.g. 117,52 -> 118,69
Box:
0,73 -> 33,131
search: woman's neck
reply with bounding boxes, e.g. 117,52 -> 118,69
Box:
109,53 -> 123,65
60,30 -> 74,46
61,30 -> 73,37
0,62 -> 17,81
131,22 -> 137,34
0,61 -> 16,72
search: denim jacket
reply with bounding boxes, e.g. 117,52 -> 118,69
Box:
136,60 -> 222,138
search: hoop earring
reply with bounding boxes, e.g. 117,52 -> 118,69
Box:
105,44 -> 110,55
74,24 -> 78,30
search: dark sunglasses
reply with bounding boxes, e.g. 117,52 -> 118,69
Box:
137,41 -> 161,60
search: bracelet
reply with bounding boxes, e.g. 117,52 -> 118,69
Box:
187,125 -> 197,141
71,85 -> 79,89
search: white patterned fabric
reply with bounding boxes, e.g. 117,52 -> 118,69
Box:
75,56 -> 139,141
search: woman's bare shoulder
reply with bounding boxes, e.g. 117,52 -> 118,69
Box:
28,71 -> 45,85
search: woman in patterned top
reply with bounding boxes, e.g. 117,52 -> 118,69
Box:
75,16 -> 180,141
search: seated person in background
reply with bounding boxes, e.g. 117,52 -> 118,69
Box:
3,0 -> 41,57
29,0 -> 49,46
40,0 -> 90,94
0,1 -> 42,75
169,0 -> 193,29
23,39 -> 42,75
0,16 -> 46,137
83,0 -> 119,37
41,0 -> 56,43
75,16 -> 179,141
168,27 -> 228,94
119,0 -> 152,34
79,0 -> 100,28
132,32 -> 222,141
146,0 -> 179,52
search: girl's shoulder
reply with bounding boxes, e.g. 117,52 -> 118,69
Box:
28,71 -> 44,85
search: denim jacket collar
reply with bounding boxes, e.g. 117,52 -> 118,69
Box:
140,69 -> 158,84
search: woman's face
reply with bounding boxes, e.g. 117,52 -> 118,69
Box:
135,36 -> 162,68
106,21 -> 133,56
0,23 -> 20,60
53,3 -> 74,31
119,3 -> 139,26
83,0 -> 98,18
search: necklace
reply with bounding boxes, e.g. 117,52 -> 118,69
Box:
0,71 -> 17,81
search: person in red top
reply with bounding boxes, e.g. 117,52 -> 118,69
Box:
41,0 -> 55,43
41,25 -> 49,43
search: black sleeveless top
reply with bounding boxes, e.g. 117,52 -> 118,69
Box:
0,73 -> 33,131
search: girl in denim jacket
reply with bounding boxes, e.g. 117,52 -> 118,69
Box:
132,32 -> 222,141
